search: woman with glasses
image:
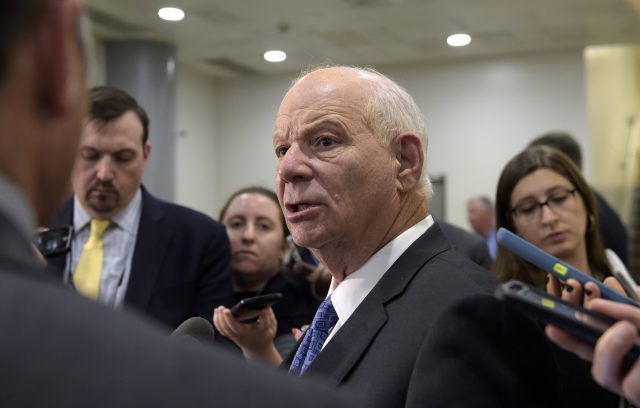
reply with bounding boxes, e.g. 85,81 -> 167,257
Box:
493,145 -> 611,289
493,145 -> 620,407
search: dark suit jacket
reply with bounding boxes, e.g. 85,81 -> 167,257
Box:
0,203 -> 357,407
287,222 -> 562,408
594,190 -> 628,266
437,219 -> 493,270
47,187 -> 235,329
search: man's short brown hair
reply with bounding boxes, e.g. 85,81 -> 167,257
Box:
88,86 -> 150,145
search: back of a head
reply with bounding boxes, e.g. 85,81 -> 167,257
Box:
528,131 -> 582,169
0,0 -> 46,83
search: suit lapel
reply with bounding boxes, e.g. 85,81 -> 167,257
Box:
124,188 -> 173,309
305,222 -> 451,384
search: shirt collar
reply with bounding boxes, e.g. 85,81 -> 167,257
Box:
329,215 -> 433,325
74,188 -> 142,235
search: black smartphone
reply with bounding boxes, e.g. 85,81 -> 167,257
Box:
33,226 -> 73,257
230,293 -> 283,323
496,280 -> 640,361
287,236 -> 318,270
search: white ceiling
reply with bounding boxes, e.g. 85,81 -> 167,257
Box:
86,0 -> 640,79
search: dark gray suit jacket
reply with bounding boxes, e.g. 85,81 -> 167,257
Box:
0,200 -> 357,407
438,219 -> 493,270
287,222 -> 562,408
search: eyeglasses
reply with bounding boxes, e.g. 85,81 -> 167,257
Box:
510,188 -> 577,223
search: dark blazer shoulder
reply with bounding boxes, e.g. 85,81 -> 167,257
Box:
302,223 -> 560,407
141,187 -> 225,233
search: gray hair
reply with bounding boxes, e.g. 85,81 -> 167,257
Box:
468,195 -> 494,211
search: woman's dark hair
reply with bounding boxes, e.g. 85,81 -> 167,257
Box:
493,146 -> 609,285
219,186 -> 289,238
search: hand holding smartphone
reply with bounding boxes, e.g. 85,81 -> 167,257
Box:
496,227 -> 640,307
230,293 -> 283,324
496,280 -> 640,362
33,226 -> 73,257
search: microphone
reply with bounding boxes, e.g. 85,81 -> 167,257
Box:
496,227 -> 640,307
170,316 -> 215,347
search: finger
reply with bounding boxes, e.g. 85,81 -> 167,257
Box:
603,276 -> 626,296
588,299 -> 640,327
292,328 -> 304,342
547,276 -> 562,297
560,279 -> 582,305
214,308 -> 235,338
545,325 -> 594,361
592,321 -> 637,395
583,281 -> 601,306
621,362 -> 640,406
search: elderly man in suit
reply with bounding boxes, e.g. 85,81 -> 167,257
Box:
0,1 -> 357,406
47,86 -> 234,329
275,66 -> 562,407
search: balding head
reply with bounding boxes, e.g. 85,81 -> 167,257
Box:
273,66 -> 428,280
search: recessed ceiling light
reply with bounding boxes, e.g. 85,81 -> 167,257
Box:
447,33 -> 471,47
264,50 -> 287,63
158,7 -> 185,22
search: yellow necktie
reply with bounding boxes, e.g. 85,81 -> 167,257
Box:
74,219 -> 111,299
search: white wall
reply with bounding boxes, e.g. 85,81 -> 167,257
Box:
183,50 -> 587,227
174,65 -> 221,218
387,50 -> 587,227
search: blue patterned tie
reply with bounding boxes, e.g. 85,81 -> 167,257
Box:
289,296 -> 339,375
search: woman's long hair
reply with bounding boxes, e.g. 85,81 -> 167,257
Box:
493,146 -> 609,286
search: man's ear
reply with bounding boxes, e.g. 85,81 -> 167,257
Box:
34,0 -> 84,117
143,143 -> 152,161
392,133 -> 424,193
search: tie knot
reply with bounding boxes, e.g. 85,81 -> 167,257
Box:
90,219 -> 111,238
312,296 -> 338,331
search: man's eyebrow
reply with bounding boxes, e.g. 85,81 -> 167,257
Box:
300,118 -> 346,135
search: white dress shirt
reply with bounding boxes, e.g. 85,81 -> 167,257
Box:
323,215 -> 433,348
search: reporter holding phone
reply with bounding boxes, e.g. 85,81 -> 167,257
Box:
493,146 -> 619,406
546,285 -> 640,406
213,187 -> 320,365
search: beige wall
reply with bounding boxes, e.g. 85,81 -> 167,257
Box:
586,45 -> 640,225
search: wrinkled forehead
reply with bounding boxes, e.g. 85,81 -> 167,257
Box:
274,68 -> 375,135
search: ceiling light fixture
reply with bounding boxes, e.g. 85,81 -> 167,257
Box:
158,7 -> 185,22
264,50 -> 287,63
446,33 -> 471,47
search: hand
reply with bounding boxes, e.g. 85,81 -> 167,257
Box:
546,298 -> 640,404
213,306 -> 282,366
293,262 -> 332,298
546,276 -> 626,307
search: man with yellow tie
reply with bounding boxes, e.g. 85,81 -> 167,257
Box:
46,86 -> 235,329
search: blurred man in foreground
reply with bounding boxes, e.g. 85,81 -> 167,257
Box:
0,1 -> 356,406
